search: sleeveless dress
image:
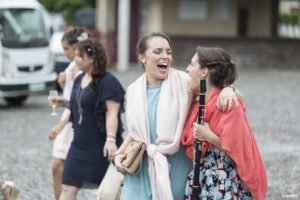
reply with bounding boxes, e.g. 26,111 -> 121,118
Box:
62,72 -> 125,188
121,83 -> 192,200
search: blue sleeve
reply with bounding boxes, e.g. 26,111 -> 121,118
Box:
94,72 -> 125,136
99,72 -> 125,104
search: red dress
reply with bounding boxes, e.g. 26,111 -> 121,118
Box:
181,88 -> 267,200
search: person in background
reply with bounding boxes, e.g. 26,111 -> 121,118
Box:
0,179 -> 19,200
113,32 -> 238,200
48,27 -> 90,200
49,38 -> 125,200
182,46 -> 267,200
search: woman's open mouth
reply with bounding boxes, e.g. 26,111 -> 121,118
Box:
157,63 -> 168,72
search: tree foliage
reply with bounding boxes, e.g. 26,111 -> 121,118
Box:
38,0 -> 96,24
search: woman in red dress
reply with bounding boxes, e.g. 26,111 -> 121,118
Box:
182,46 -> 267,200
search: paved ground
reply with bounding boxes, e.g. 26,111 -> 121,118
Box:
0,66 -> 299,200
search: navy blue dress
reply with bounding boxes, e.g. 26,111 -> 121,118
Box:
62,72 -> 125,188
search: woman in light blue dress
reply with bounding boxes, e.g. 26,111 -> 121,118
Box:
120,82 -> 192,200
114,32 -> 193,200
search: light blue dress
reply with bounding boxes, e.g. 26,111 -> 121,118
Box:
121,83 -> 192,200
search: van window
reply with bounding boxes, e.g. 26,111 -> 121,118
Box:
0,8 -> 48,48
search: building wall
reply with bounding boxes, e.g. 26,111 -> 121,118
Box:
146,0 -> 273,38
161,0 -> 238,37
96,0 -> 117,61
147,0 -> 163,32
238,0 -> 272,37
280,0 -> 299,13
171,37 -> 300,69
96,0 -> 116,34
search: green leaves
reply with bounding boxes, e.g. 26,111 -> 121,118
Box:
38,0 -> 96,24
279,13 -> 299,25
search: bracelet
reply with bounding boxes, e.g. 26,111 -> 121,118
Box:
106,137 -> 116,143
107,132 -> 116,138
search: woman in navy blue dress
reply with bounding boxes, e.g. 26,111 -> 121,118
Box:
49,38 -> 125,200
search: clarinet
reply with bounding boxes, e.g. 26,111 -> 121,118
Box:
191,79 -> 206,200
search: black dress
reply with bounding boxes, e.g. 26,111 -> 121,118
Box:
62,72 -> 125,188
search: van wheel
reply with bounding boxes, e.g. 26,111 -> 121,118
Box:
4,96 -> 28,106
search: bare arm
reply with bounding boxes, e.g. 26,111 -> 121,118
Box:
48,112 -> 70,140
48,96 -> 70,109
103,99 -> 120,161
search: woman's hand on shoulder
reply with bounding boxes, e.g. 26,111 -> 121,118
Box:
217,86 -> 238,112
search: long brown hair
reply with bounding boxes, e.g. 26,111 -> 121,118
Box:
75,38 -> 109,92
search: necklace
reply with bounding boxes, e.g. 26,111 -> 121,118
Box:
76,74 -> 91,125
75,86 -> 84,125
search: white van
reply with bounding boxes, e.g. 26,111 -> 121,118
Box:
0,0 -> 57,105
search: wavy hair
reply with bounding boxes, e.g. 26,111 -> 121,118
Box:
75,38 -> 109,92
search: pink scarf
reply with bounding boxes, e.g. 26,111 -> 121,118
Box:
126,68 -> 192,200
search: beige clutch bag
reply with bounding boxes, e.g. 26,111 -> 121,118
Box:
121,140 -> 146,175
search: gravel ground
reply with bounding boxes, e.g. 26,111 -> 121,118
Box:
0,66 -> 299,200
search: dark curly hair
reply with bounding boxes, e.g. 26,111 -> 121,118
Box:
62,26 -> 91,45
136,32 -> 172,68
75,38 -> 109,92
195,46 -> 237,88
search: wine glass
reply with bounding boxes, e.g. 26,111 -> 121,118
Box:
49,90 -> 58,116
